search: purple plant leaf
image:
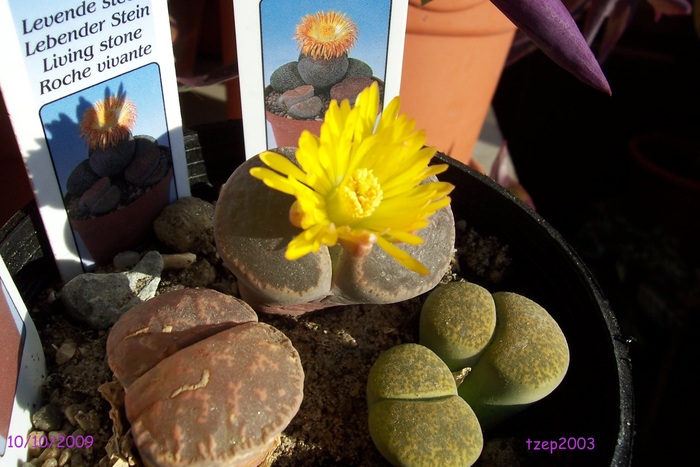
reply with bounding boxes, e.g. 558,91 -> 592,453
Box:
582,0 -> 621,45
489,141 -> 536,210
491,0 -> 612,94
647,0 -> 693,20
597,0 -> 640,63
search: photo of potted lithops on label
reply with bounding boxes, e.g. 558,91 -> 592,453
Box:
40,64 -> 182,267
241,0 -> 406,151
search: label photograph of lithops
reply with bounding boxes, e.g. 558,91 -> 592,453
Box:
40,65 -> 178,266
258,0 -> 396,147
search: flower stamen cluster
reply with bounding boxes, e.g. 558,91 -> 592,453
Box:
294,10 -> 358,60
79,93 -> 137,150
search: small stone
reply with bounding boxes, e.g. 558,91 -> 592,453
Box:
330,76 -> 375,106
60,251 -> 163,329
175,257 -> 217,288
153,197 -> 215,255
36,446 -> 61,462
57,449 -> 72,466
89,136 -> 136,177
55,340 -> 77,365
32,404 -> 64,432
66,160 -> 101,197
40,458 -> 58,467
297,53 -> 349,89
288,96 -> 323,119
161,252 -> 197,269
74,410 -> 100,434
277,85 -> 315,109
270,61 -> 306,92
27,430 -> 46,458
68,451 -> 86,467
113,250 -> 141,270
64,404 -> 85,426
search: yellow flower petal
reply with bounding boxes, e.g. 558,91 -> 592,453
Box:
249,167 -> 296,195
375,236 -> 429,275
259,151 -> 308,181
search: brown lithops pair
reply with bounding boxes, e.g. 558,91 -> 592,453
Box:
106,288 -> 304,467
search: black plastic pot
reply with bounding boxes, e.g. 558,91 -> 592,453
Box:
1,121 -> 633,466
437,152 -> 634,466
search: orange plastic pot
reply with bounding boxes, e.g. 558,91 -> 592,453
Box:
401,0 -> 516,167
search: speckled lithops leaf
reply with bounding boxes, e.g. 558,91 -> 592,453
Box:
106,288 -> 258,388
368,397 -> 482,467
367,343 -> 483,466
419,281 -> 496,371
458,291 -> 569,429
366,343 -> 456,406
125,322 -> 304,467
213,151 -> 333,312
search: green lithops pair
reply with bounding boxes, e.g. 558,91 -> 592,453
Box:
420,281 -> 570,430
367,344 -> 483,467
367,281 -> 569,466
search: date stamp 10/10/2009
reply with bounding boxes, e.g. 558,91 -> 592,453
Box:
5,434 -> 94,450
526,437 -> 596,454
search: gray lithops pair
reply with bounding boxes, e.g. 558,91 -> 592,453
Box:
213,148 -> 455,316
367,281 -> 569,466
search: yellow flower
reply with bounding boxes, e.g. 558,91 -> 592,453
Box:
294,11 -> 358,60
250,82 -> 454,275
80,93 -> 137,150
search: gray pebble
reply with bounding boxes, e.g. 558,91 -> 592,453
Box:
61,251 -> 163,329
153,197 -> 215,255
32,404 -> 64,432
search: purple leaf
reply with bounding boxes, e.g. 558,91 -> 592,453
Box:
582,0 -> 622,45
491,0 -> 612,94
597,0 -> 640,63
647,0 -> 693,20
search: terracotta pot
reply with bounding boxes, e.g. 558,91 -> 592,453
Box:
401,0 -> 516,166
265,80 -> 383,148
70,169 -> 174,265
265,106 -> 322,149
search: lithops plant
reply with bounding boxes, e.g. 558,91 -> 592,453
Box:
106,288 -> 304,466
268,10 -> 374,119
366,343 -> 483,467
214,83 -> 455,315
419,281 -> 496,372
66,92 -> 171,219
418,282 -> 570,431
457,291 -> 570,430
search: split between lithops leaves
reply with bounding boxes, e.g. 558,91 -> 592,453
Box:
367,344 -> 483,467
